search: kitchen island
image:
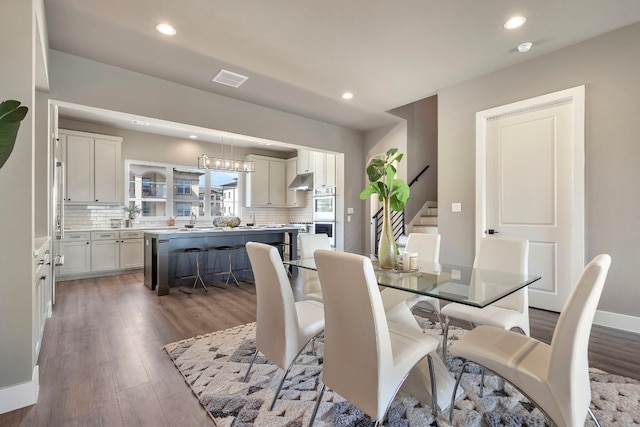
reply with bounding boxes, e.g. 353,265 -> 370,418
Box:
144,226 -> 298,295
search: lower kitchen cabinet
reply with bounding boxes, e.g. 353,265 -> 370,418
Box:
59,232 -> 91,276
119,232 -> 144,269
91,237 -> 120,272
58,230 -> 144,279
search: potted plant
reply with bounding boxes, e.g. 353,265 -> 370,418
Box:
0,100 -> 29,170
123,205 -> 142,217
360,148 -> 410,269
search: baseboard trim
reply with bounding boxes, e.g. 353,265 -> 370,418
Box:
0,366 -> 39,415
594,310 -> 640,334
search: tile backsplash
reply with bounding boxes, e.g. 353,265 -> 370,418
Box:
64,192 -> 314,229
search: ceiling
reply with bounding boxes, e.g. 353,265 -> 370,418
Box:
45,0 -> 640,145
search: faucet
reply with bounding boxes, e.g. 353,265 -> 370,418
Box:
249,211 -> 255,226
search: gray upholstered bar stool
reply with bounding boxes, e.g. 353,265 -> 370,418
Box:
176,247 -> 208,293
208,244 -> 242,287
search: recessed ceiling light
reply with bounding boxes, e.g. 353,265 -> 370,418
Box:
258,141 -> 272,146
131,119 -> 150,126
517,42 -> 533,53
189,135 -> 197,139
156,23 -> 176,36
342,92 -> 354,100
504,16 -> 526,30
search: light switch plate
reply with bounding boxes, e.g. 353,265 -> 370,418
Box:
452,202 -> 462,212
347,207 -> 354,214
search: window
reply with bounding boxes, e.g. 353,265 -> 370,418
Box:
125,159 -> 240,220
176,179 -> 192,195
176,203 -> 192,217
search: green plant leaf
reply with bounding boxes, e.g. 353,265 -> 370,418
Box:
0,100 -> 29,170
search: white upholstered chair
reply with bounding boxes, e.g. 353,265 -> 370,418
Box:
299,233 -> 332,302
308,250 -> 440,426
440,236 -> 529,359
243,242 -> 325,411
381,233 -> 443,330
448,254 -> 611,427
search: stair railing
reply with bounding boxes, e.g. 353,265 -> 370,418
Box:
372,164 -> 429,255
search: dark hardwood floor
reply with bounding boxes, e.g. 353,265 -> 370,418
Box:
2,271 -> 639,426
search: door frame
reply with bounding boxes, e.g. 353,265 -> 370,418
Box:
475,85 -> 586,294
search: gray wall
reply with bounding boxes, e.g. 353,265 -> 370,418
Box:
0,0 -> 35,389
389,96 -> 438,221
438,22 -> 640,317
48,50 -> 366,255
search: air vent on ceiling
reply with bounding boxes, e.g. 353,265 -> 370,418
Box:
212,69 -> 249,88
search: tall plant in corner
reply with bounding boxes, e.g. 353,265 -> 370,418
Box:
360,148 -> 410,269
0,100 -> 29,170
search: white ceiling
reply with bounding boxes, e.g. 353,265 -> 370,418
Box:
45,0 -> 640,145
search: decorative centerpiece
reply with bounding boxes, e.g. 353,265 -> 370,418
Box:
212,216 -> 241,228
360,148 -> 410,269
123,205 -> 141,227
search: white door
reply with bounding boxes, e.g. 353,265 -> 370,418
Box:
476,86 -> 585,312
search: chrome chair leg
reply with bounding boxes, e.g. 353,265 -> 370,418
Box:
449,361 -> 470,423
442,316 -> 450,359
242,349 -> 259,382
308,384 -> 326,427
588,408 -> 602,427
427,354 -> 438,416
480,368 -> 485,397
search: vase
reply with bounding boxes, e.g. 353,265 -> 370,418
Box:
378,197 -> 397,269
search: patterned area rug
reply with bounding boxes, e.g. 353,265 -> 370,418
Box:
164,318 -> 640,426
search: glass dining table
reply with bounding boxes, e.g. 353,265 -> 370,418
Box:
283,255 -> 541,410
284,257 -> 541,308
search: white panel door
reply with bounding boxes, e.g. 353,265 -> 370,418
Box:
478,87 -> 585,312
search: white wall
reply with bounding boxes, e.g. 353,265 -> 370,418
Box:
0,0 -> 35,392
438,22 -> 640,320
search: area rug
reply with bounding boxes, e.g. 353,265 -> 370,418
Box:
164,318 -> 640,426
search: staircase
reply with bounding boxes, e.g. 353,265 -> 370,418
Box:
411,201 -> 438,234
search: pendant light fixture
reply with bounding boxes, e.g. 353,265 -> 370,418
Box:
198,135 -> 255,173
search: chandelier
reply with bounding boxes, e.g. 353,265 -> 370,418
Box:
197,136 -> 255,173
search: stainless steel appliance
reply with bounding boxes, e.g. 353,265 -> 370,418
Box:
312,187 -> 335,221
313,221 -> 335,247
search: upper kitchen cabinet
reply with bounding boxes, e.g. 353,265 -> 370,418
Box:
286,158 -> 306,207
60,129 -> 122,204
245,154 -> 286,207
296,149 -> 313,174
313,152 -> 336,188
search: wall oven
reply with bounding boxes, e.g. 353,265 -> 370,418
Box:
313,221 -> 335,247
313,187 -> 336,221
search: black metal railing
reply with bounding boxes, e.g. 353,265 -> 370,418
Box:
372,164 -> 429,255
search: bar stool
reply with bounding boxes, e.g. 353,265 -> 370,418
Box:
209,245 -> 243,288
176,247 -> 208,293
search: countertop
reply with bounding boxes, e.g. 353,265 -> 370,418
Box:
143,225 -> 299,237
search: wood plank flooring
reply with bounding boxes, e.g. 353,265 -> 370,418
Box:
1,271 -> 639,426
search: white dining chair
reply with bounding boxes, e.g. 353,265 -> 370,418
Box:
243,242 -> 325,411
448,254 -> 611,427
299,233 -> 332,302
440,236 -> 529,359
309,250 -> 440,426
381,233 -> 443,330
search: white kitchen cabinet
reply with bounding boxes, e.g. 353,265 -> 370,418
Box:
245,155 -> 286,207
60,129 -> 122,204
59,232 -> 91,276
313,152 -> 336,188
119,230 -> 144,269
33,240 -> 50,363
91,231 -> 120,272
286,158 -> 306,207
296,149 -> 313,174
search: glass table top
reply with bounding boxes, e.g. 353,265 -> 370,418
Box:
284,257 -> 541,308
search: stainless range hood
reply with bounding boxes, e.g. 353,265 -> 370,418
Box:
288,172 -> 314,191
